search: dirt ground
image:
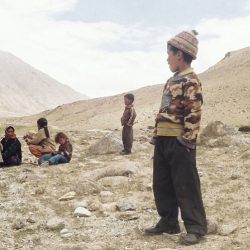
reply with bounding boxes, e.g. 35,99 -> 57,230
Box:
0,125 -> 249,250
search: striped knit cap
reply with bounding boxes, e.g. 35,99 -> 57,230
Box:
167,30 -> 198,59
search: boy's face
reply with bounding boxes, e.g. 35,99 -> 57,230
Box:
124,97 -> 131,105
167,48 -> 182,72
58,137 -> 66,145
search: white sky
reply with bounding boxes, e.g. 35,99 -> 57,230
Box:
0,0 -> 250,97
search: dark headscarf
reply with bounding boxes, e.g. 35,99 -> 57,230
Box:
5,126 -> 16,139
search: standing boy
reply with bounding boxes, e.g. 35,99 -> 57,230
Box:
145,30 -> 207,245
120,93 -> 136,155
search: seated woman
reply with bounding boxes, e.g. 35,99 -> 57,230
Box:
24,118 -> 56,158
0,126 -> 22,167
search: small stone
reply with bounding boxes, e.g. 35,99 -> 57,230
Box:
230,174 -> 240,180
218,224 -> 238,236
118,211 -> 139,221
17,174 -> 27,183
12,219 -> 25,230
60,228 -> 69,234
59,191 -> 76,201
61,233 -> 74,238
207,220 -> 218,234
35,187 -> 45,195
116,197 -> 137,211
100,202 -> 117,213
74,199 -> 89,208
27,217 -> 36,224
88,199 -> 101,211
73,207 -> 91,217
146,183 -> 152,191
99,191 -> 114,203
46,218 -> 65,230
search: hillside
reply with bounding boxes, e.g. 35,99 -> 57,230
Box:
0,50 -> 87,117
199,46 -> 250,127
6,47 -> 250,132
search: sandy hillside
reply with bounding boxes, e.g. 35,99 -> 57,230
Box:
0,47 -> 249,250
0,50 -> 87,117
4,47 -> 249,132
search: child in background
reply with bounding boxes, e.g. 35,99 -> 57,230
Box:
38,132 -> 73,167
24,118 -> 56,158
120,93 -> 136,155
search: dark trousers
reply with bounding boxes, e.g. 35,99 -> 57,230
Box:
1,155 -> 21,167
153,137 -> 207,235
122,125 -> 133,153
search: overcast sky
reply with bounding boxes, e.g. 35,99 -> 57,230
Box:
0,0 -> 250,97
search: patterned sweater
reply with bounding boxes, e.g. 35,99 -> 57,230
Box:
156,67 -> 203,149
121,104 -> 137,127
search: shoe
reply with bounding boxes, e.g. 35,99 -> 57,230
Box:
145,223 -> 180,235
180,233 -> 201,245
39,161 -> 49,167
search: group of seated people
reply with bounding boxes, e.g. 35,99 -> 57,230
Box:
0,118 -> 72,168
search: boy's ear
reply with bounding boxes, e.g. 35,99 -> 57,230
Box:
176,50 -> 183,60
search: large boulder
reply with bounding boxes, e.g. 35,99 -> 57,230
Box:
199,121 -> 250,147
88,133 -> 123,155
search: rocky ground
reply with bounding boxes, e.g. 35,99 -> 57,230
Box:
0,122 -> 250,250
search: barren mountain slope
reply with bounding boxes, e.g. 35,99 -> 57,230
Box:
0,50 -> 87,117
199,46 -> 250,127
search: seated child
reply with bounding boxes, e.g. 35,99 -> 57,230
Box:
0,126 -> 22,167
24,118 -> 56,158
38,132 -> 73,167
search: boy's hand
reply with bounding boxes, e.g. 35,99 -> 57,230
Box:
126,123 -> 132,127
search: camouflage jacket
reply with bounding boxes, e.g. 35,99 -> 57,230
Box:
157,68 -> 203,149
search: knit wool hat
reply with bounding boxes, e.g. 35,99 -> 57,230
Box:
167,30 -> 198,59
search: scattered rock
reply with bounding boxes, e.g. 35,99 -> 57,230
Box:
73,180 -> 103,195
60,228 -> 69,234
88,133 -> 123,155
117,211 -> 139,221
46,218 -> 65,230
201,121 -> 227,137
207,220 -> 218,234
100,202 -> 117,213
238,126 -> 250,132
218,224 -> 238,236
230,174 -> 240,180
17,174 -> 28,183
99,191 -> 114,203
74,207 -> 91,217
74,199 -> 89,209
60,228 -> 74,238
88,199 -> 101,211
84,161 -> 140,181
146,183 -> 152,191
116,197 -> 137,211
12,219 -> 25,230
98,176 -> 129,187
59,191 -> 76,201
240,150 -> 250,160
35,187 -> 45,195
27,217 -> 36,224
